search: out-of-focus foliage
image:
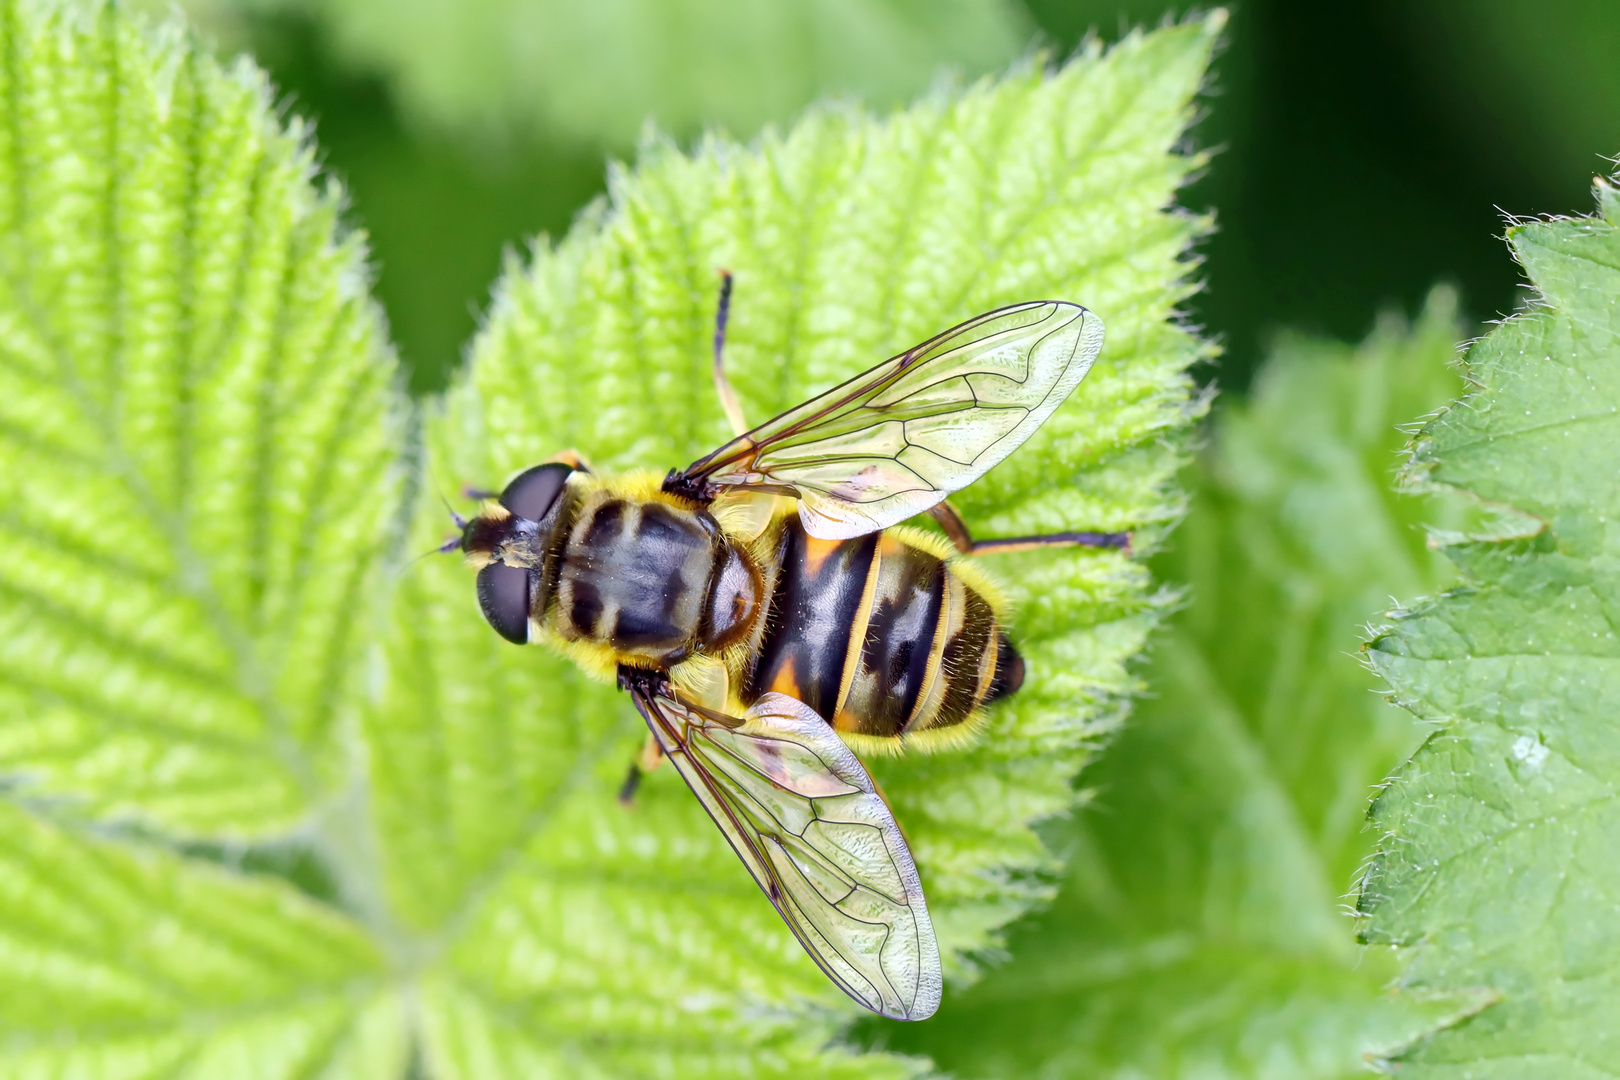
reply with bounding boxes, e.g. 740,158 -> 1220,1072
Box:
1358,178 -> 1620,1074
137,0 -> 1044,392
882,290 -> 1483,1078
167,0 -> 1032,148
0,1 -> 1217,1075
131,1 -> 1620,396
388,18 -> 1218,1073
1396,0 -> 1620,214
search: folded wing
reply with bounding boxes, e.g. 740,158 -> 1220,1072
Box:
676,301 -> 1104,538
623,678 -> 942,1020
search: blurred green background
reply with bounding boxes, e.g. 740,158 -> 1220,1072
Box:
156,0 -> 1620,394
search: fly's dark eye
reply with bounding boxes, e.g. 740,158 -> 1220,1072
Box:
476,562 -> 533,644
499,463 -> 573,521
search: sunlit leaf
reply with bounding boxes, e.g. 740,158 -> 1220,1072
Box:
0,1 -> 1225,1074
0,0 -> 399,835
0,800 -> 407,1076
369,15 -> 1222,1074
0,2 -> 406,1070
1357,177 -> 1620,1073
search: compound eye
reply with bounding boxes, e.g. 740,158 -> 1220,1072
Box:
476,562 -> 533,644
499,462 -> 573,521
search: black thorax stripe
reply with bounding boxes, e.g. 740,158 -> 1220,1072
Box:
555,496 -> 716,658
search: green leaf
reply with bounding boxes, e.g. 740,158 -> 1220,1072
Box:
368,16 -> 1220,1074
0,2 -> 1221,1073
884,290 -> 1483,1077
189,0 -> 1033,148
1357,179 -> 1620,1073
0,800 -> 406,1076
0,2 -> 406,1069
0,0 -> 399,835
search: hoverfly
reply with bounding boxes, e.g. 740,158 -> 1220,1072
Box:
452,275 -> 1121,1020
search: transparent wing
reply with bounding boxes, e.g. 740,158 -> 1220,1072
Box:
678,301 -> 1104,538
623,678 -> 941,1021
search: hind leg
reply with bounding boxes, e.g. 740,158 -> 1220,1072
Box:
928,501 -> 1131,556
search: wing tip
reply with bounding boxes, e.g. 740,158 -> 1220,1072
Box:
874,978 -> 942,1021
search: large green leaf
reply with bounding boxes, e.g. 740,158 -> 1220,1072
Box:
885,290 -> 1482,1077
0,1 -> 1220,1073
0,1 -> 406,1071
1357,179 -> 1620,1072
0,0 -> 398,835
370,15 -> 1220,1075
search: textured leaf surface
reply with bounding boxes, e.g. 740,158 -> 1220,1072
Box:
368,17 -> 1219,1076
1357,180 -> 1620,1073
0,0 -> 398,834
0,2 -> 405,1071
196,0 -> 1031,147
0,800 -> 406,1077
0,3 -> 1221,1074
887,292 -> 1480,1077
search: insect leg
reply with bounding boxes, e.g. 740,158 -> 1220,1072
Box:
711,270 -> 750,438
617,733 -> 666,805
929,501 -> 1131,555
972,532 -> 1132,556
928,501 -> 976,554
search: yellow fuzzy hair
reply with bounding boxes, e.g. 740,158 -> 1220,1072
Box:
946,549 -> 1010,616
840,706 -> 991,758
882,521 -> 1013,615
590,468 -> 700,510
541,631 -> 622,683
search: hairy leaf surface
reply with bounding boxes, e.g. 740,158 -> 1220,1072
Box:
1357,179 -> 1620,1073
370,16 -> 1221,1075
0,0 -> 398,834
0,2 -> 1222,1075
0,801 -> 406,1076
0,2 -> 405,1069
888,291 -> 1483,1077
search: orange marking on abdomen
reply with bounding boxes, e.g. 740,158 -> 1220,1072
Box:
767,655 -> 802,700
799,535 -> 845,577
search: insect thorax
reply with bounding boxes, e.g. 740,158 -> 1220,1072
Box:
549,481 -> 762,666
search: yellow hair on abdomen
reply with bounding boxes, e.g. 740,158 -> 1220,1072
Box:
946,552 -> 1010,617
882,523 -> 957,562
839,705 -> 989,758
883,520 -> 1012,616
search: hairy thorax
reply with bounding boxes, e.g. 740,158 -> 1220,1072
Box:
551,484 -> 762,666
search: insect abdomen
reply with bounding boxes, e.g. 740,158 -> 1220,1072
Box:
744,520 -> 1012,743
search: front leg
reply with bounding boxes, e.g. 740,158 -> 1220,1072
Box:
616,665 -> 670,806
617,733 -> 665,805
711,270 -> 750,438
